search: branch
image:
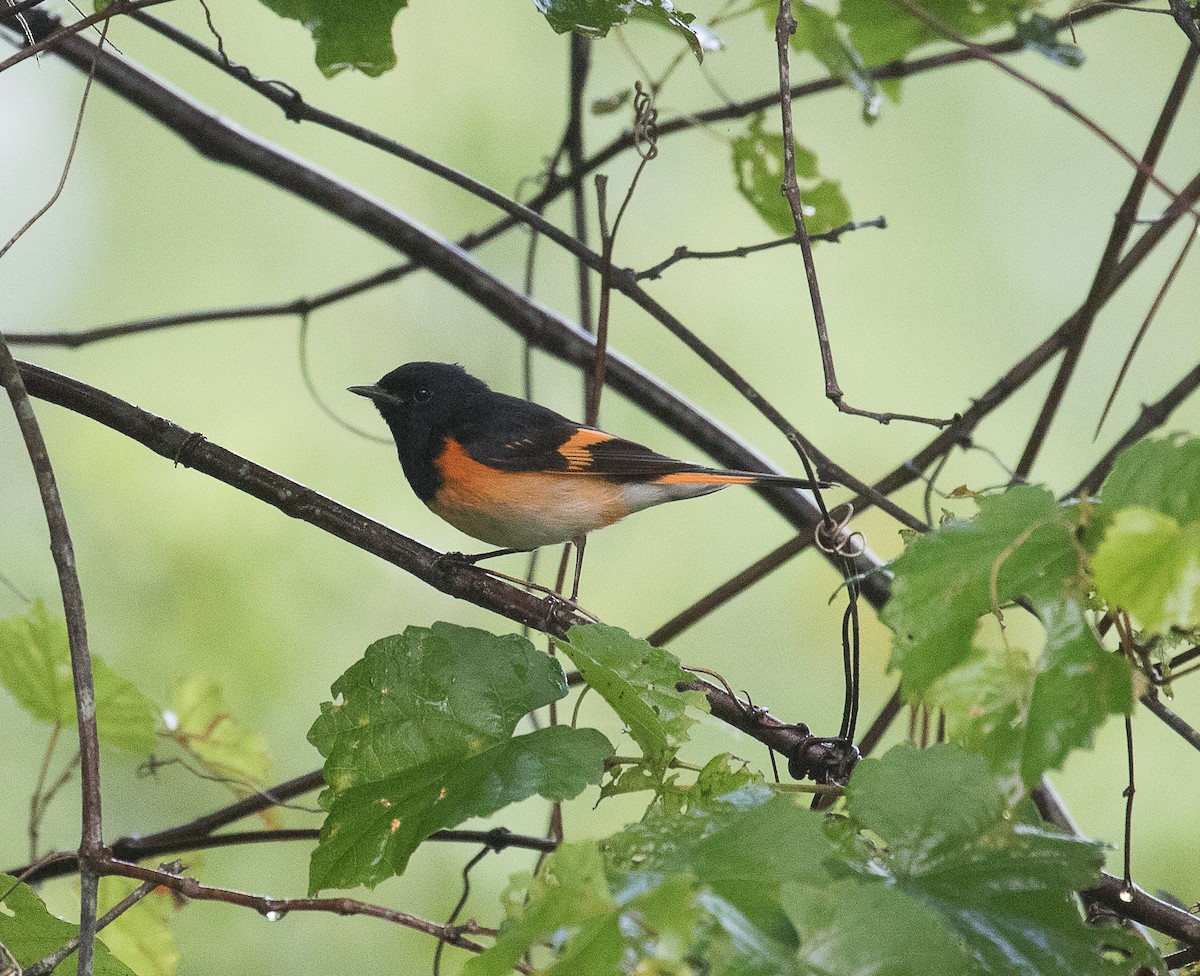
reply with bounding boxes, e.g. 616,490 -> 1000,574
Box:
0,337 -> 103,974
15,360 -> 588,636
1015,45 -> 1200,478
88,857 -> 513,963
1068,359 -> 1200,496
6,13 -> 882,588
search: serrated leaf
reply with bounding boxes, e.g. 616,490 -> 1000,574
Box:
468,843 -> 799,976
96,878 -> 180,976
840,0 -> 1027,65
1021,598 -> 1132,783
463,842 -> 616,976
166,675 -> 271,793
0,874 -> 137,976
848,743 -> 1003,852
1098,434 -> 1200,527
309,624 -> 568,802
311,724 -> 610,891
785,879 -> 970,975
1094,506 -> 1200,633
308,624 -> 612,890
535,0 -> 711,60
1015,12 -> 1085,67
926,645 -> 1033,793
0,601 -> 158,753
927,599 -> 1131,793
556,624 -> 703,783
881,485 -> 1078,697
843,744 -> 1158,975
609,776 -> 831,943
255,0 -> 407,77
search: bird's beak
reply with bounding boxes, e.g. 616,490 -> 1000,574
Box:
348,384 -> 398,406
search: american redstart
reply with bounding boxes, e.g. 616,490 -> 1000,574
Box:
350,362 -> 828,591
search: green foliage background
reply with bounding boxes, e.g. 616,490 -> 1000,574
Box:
3,0 -> 1200,972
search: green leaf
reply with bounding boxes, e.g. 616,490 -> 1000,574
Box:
463,842 -> 616,976
255,0 -> 408,77
608,771 -> 831,943
927,599 -> 1132,792
840,0 -> 1026,66
1015,12 -> 1085,67
0,874 -> 137,976
1094,506 -> 1200,633
556,624 -> 704,787
167,675 -> 272,793
785,879 -> 970,975
535,0 -> 712,60
843,744 -> 1158,975
771,0 -> 881,120
732,115 -> 851,236
310,724 -> 611,891
881,485 -> 1077,697
848,743 -> 1003,851
467,843 -> 800,976
307,624 -> 612,891
1021,598 -> 1133,783
0,600 -> 158,753
1099,434 -> 1200,527
95,878 -> 180,976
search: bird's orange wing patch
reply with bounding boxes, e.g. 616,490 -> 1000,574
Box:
556,428 -> 615,471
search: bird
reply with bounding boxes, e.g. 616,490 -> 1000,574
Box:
349,362 -> 828,597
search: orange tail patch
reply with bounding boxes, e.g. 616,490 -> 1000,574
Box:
653,472 -> 756,486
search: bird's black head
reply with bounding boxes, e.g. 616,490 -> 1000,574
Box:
349,362 -> 493,500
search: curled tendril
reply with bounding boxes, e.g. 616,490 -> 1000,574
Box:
633,81 -> 658,160
682,664 -> 760,720
814,502 -> 866,558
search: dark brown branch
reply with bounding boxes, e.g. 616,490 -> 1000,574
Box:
1086,871 -> 1200,949
11,825 -> 558,884
85,857 -> 511,963
0,337 -> 104,972
16,360 -> 590,636
8,12 -> 883,590
1015,44 -> 1200,478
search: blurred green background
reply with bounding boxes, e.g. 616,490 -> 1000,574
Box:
3,0 -> 1200,971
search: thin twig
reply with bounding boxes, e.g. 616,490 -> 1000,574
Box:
1069,359 -> 1200,496
1,17 -> 106,262
1094,216 -> 1199,437
25,876 -> 161,976
90,857 -> 517,965
0,0 -> 166,73
635,217 -> 886,281
1004,43 -> 1200,476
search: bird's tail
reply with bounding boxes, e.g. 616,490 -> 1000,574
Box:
653,470 -> 833,490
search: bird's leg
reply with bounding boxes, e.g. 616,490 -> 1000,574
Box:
570,535 -> 587,602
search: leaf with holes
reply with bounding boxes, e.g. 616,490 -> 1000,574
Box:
307,623 -> 612,891
535,0 -> 714,60
732,114 -> 850,236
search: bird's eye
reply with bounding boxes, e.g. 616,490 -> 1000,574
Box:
413,387 -> 432,404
